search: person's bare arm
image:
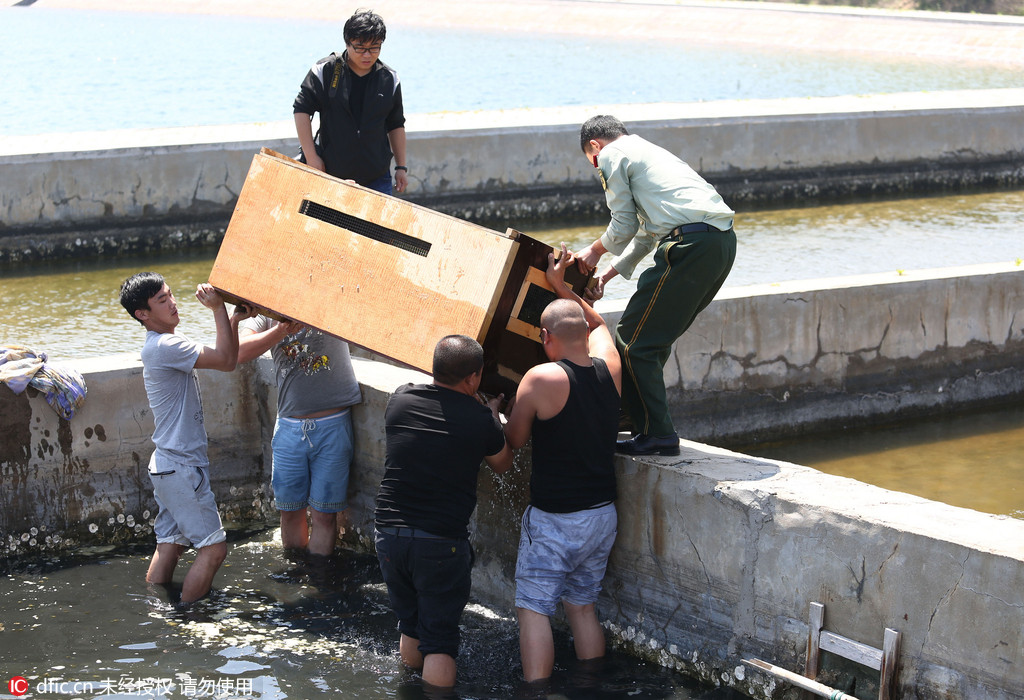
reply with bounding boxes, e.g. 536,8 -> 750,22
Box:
193,284 -> 250,371
388,127 -> 408,193
482,393 -> 514,474
238,320 -> 304,364
484,441 -> 513,475
585,265 -> 619,303
504,372 -> 541,450
574,238 -> 608,275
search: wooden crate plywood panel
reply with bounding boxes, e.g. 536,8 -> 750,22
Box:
210,150 -> 518,372
478,232 -> 594,397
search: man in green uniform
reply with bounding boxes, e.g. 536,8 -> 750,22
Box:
573,115 -> 737,456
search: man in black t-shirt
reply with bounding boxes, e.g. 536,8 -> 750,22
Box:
503,245 -> 623,683
374,335 -> 512,689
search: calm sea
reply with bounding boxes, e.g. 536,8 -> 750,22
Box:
1,6 -> 1022,136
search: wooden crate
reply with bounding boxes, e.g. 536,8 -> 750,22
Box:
210,148 -> 589,394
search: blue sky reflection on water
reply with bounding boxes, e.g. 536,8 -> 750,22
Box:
1,7 -> 1022,136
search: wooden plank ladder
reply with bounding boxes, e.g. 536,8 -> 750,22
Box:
805,601 -> 901,700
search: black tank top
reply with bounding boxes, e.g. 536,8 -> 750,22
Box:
530,358 -> 619,513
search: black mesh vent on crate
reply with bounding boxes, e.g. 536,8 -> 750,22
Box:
517,283 -> 558,328
299,200 -> 431,257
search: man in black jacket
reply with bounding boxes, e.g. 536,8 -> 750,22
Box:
293,9 -> 408,194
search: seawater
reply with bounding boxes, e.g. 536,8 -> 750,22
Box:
1,7 -> 1023,136
0,527 -> 727,700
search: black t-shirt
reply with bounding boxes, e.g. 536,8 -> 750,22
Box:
348,70 -> 369,126
530,358 -> 619,513
375,383 -> 507,539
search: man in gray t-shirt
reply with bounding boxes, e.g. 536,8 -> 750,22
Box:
119,271 -> 250,604
239,315 -> 362,557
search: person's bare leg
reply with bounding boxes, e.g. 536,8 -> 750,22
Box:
517,607 -> 555,682
564,602 -> 605,661
400,633 -> 423,669
422,653 -> 456,688
279,509 -> 309,550
180,541 -> 227,603
147,543 -> 185,584
307,509 -> 338,556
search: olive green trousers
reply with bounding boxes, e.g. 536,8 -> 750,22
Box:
616,228 -> 737,437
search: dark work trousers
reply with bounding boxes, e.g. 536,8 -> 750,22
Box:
616,227 -> 737,437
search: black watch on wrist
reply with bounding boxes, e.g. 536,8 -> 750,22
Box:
395,165 -> 408,171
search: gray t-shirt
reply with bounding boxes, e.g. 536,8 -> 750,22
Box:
141,330 -> 206,468
240,316 -> 361,417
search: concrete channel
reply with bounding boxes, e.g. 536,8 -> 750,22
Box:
2,1 -> 1024,698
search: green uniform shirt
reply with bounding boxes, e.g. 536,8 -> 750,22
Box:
597,134 -> 734,279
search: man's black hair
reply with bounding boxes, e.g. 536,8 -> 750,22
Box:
344,9 -> 387,45
580,115 -> 629,153
119,271 -> 165,325
432,335 -> 484,386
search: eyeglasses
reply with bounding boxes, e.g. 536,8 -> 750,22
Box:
348,43 -> 382,56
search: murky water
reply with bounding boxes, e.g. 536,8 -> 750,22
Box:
0,527 -> 728,700
739,402 -> 1024,520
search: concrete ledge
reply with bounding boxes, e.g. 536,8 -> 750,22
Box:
3,90 -> 1024,262
600,441 -> 1024,699
0,354 -> 276,550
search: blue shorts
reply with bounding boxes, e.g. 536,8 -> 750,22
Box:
375,528 -> 473,658
148,453 -> 225,550
514,503 -> 617,616
271,409 -> 353,513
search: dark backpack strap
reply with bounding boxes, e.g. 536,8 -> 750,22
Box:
328,52 -> 345,99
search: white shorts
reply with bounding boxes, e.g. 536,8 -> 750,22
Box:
148,453 -> 225,549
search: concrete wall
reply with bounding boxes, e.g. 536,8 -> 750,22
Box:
631,261 -> 1024,445
3,89 -> 1024,262
2,266 -> 1023,698
0,354 -> 277,553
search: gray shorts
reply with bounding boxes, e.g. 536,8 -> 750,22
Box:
148,453 -> 225,549
514,503 -> 617,616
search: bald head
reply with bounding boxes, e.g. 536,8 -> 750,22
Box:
540,299 -> 589,345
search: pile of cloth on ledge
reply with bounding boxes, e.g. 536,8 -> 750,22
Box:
0,345 -> 87,420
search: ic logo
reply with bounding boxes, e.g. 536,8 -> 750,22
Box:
8,676 -> 28,696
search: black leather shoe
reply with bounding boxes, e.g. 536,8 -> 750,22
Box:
615,433 -> 680,456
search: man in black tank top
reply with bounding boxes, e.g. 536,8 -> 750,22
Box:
504,245 -> 623,683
